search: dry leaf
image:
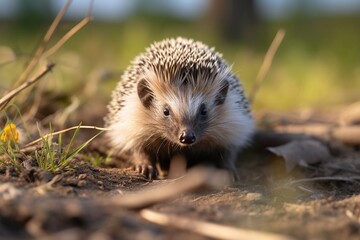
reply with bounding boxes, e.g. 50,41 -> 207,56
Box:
268,140 -> 331,171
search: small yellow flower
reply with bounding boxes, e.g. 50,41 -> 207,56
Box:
1,123 -> 19,143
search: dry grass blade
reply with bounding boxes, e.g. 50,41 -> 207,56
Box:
43,0 -> 94,58
21,0 -> 93,121
16,0 -> 72,86
0,64 -> 55,110
24,125 -> 111,147
43,17 -> 92,58
249,29 -> 286,104
111,167 -> 231,209
140,209 -> 295,240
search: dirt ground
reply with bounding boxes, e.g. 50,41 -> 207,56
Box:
1,109 -> 360,240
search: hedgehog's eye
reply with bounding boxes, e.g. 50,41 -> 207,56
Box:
200,104 -> 207,116
163,107 -> 170,117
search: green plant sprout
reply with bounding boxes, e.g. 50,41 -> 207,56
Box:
35,123 -> 103,173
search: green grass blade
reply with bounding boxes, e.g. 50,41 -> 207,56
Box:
59,130 -> 104,170
64,122 -> 82,159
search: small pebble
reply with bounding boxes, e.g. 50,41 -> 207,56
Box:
0,183 -> 22,200
78,173 -> 87,179
245,192 -> 262,201
77,180 -> 87,187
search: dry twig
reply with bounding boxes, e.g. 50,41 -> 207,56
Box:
111,167 -> 231,209
0,64 -> 55,110
43,0 -> 93,58
249,29 -> 286,104
0,0 -> 93,114
140,209 -> 295,240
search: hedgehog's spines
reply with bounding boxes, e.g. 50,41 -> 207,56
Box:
105,37 -> 253,141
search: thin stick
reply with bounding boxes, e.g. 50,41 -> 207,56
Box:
249,29 -> 286,104
16,0 -> 72,86
43,18 -> 92,58
43,0 -> 94,58
0,64 -> 55,110
111,167 -> 230,209
140,209 -> 295,240
24,125 -> 111,147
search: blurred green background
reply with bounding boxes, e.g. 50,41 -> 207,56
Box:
0,0 -> 359,112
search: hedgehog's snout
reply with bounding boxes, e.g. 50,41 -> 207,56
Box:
179,130 -> 196,145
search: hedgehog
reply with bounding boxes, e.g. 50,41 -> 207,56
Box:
104,37 -> 255,180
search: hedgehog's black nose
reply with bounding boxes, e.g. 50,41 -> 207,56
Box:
179,131 -> 196,145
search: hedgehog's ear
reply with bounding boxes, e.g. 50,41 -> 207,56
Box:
137,79 -> 153,108
215,80 -> 229,105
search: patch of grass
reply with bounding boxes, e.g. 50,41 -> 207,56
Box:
0,138 -> 22,172
35,123 -> 103,173
0,2 -> 106,175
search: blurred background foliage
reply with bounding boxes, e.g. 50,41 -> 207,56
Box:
0,0 -> 359,113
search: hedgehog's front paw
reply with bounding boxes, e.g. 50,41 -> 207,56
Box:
134,164 -> 158,180
132,151 -> 158,179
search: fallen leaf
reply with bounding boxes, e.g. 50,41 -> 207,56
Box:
268,140 -> 331,171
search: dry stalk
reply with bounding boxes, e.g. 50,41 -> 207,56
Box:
249,29 -> 286,104
21,0 -> 93,120
43,0 -> 94,58
140,209 -> 295,240
0,64 -> 55,110
0,1 -> 73,111
16,0 -> 73,86
111,167 -> 231,209
24,125 -> 111,147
